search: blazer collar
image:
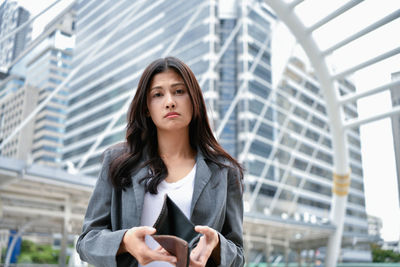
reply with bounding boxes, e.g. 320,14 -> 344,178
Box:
130,148 -> 212,223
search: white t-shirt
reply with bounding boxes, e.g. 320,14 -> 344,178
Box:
138,163 -> 196,267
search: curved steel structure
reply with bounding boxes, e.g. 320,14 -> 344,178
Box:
263,1 -> 400,266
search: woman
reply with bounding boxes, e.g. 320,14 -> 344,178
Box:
76,57 -> 244,267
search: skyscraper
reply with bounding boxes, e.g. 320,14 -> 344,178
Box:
274,57 -> 370,261
64,0 -> 218,175
67,0 -> 369,261
0,0 -> 31,72
25,15 -> 74,167
0,82 -> 38,159
0,5 -> 75,168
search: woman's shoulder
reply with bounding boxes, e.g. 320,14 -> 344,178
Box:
203,152 -> 242,177
103,142 -> 129,160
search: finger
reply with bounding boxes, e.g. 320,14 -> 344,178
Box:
195,225 -> 212,235
189,256 -> 205,267
190,236 -> 207,261
189,261 -> 201,267
155,246 -> 170,256
190,245 -> 201,261
134,226 -> 157,236
147,250 -> 177,264
195,226 -> 216,240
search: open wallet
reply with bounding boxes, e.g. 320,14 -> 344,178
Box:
152,195 -> 201,267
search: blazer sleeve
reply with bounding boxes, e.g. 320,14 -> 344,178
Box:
76,148 -> 127,267
217,165 -> 245,267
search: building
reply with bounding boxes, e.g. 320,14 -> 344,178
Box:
390,71 -> 400,206
242,56 -> 370,261
0,5 -> 75,168
0,83 -> 39,160
67,0 -> 369,262
64,0 -> 221,175
0,0 -> 31,72
0,73 -> 24,99
24,20 -> 74,168
367,215 -> 383,241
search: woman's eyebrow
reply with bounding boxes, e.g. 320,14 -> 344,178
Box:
171,82 -> 185,87
150,82 -> 185,91
150,86 -> 163,91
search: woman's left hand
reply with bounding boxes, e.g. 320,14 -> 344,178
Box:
189,225 -> 220,267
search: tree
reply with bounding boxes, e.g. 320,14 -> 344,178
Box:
371,243 -> 400,262
17,239 -> 59,264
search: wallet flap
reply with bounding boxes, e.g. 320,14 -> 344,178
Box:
153,195 -> 200,243
153,235 -> 189,267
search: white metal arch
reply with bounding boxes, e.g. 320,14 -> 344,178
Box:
263,0 -> 400,266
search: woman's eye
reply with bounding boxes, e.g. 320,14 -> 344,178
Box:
153,93 -> 162,98
176,89 -> 184,94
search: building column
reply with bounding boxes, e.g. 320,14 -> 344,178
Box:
244,232 -> 252,265
59,197 -> 71,267
265,236 -> 272,267
297,248 -> 301,267
305,248 -> 311,267
284,238 -> 290,267
312,249 -> 317,267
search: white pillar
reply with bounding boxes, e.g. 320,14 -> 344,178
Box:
244,232 -> 252,264
265,236 -> 272,267
297,248 -> 301,267
262,1 -> 351,266
59,198 -> 71,267
284,238 -> 290,267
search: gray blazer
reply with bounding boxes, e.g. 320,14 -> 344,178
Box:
76,144 -> 244,267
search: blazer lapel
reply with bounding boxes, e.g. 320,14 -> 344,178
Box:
190,150 -> 212,218
131,166 -> 147,225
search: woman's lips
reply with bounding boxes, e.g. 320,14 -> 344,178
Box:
165,112 -> 180,118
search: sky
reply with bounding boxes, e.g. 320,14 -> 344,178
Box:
11,0 -> 400,241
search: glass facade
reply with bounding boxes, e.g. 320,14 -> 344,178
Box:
0,1 -> 31,70
219,18 -> 238,156
26,29 -> 73,167
68,0 -> 369,261
65,0 -> 214,174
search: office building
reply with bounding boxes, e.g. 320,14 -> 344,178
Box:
0,73 -> 24,99
0,83 -> 39,160
0,6 -> 75,167
367,215 -> 382,240
25,18 -> 74,167
64,0 -> 220,174
0,0 -> 31,72
67,0 -> 369,261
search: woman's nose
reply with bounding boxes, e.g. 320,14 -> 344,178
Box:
165,94 -> 176,109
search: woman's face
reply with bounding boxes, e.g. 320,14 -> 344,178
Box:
146,69 -> 193,133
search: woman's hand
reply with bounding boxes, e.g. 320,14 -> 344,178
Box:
189,226 -> 220,267
118,226 -> 177,266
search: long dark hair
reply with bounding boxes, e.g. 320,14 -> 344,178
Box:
109,57 -> 243,193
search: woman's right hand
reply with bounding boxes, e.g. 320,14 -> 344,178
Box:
118,226 -> 177,266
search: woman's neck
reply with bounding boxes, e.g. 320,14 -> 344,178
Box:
157,128 -> 195,160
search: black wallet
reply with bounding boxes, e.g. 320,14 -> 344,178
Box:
152,195 -> 201,267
